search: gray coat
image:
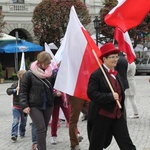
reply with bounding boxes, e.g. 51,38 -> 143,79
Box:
125,62 -> 136,95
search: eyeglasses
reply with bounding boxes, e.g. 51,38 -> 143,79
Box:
107,56 -> 119,60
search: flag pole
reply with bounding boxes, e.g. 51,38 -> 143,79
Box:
92,50 -> 122,109
16,79 -> 20,95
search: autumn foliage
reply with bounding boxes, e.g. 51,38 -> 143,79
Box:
32,0 -> 91,46
99,0 -> 150,47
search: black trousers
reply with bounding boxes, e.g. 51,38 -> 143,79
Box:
30,106 -> 53,150
89,115 -> 136,150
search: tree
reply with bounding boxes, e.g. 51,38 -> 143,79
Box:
32,0 -> 91,46
0,6 -> 6,37
99,0 -> 150,48
99,0 -> 117,43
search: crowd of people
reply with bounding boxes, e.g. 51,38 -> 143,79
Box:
6,42 -> 139,150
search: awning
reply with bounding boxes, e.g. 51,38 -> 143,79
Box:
0,40 -> 43,53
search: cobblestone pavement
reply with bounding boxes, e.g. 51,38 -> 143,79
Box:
0,76 -> 150,150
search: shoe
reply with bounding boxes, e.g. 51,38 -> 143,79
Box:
20,134 -> 25,138
71,145 -> 81,150
32,143 -> 37,150
20,135 -> 25,139
129,114 -> 139,119
11,136 -> 17,142
77,134 -> 83,142
51,136 -> 57,144
60,119 -> 65,122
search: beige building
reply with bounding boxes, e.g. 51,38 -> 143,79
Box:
0,0 -> 103,43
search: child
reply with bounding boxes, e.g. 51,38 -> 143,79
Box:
50,90 -> 70,144
6,70 -> 27,142
49,68 -> 83,145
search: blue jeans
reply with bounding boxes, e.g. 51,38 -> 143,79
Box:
11,108 -> 27,137
31,122 -> 37,144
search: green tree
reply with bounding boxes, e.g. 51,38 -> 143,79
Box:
0,6 -> 6,37
99,0 -> 117,43
32,0 -> 91,46
99,0 -> 150,48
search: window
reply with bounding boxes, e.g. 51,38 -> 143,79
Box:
12,0 -> 24,4
148,59 -> 150,64
141,59 -> 148,64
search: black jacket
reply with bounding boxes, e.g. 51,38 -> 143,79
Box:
6,82 -> 20,107
87,66 -> 125,148
87,66 -> 125,112
19,71 -> 54,110
115,55 -> 129,90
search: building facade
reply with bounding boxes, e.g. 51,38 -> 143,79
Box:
0,0 -> 103,43
0,0 -> 104,79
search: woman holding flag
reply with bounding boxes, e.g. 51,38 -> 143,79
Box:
87,43 -> 136,150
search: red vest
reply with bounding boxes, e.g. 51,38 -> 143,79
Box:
99,73 -> 122,119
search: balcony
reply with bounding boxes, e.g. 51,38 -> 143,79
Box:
9,4 -> 30,12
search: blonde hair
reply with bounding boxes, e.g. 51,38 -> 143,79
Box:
17,70 -> 26,79
37,51 -> 51,65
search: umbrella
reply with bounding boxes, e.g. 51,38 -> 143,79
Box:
0,39 -> 43,73
0,33 -> 19,41
0,40 -> 43,53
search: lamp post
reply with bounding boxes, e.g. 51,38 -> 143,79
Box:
0,6 -> 2,37
0,6 -> 2,11
15,31 -> 18,73
93,16 -> 100,46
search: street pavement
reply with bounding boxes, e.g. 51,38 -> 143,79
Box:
0,75 -> 150,150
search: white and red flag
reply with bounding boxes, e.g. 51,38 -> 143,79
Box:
114,27 -> 136,63
54,6 -> 100,101
105,0 -> 150,32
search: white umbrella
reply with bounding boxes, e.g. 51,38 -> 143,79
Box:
0,33 -> 17,41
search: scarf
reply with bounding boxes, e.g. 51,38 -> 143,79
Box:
30,60 -> 52,79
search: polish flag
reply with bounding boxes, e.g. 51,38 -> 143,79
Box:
54,6 -> 100,101
114,27 -> 136,63
105,0 -> 150,32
